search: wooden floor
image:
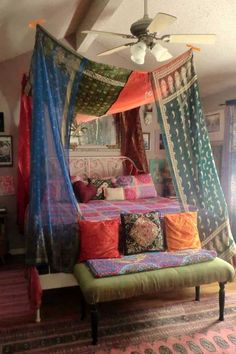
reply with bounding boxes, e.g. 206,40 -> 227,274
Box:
2,254 -> 236,322
40,277 -> 236,322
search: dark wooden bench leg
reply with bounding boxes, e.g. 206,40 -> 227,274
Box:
91,304 -> 98,345
195,286 -> 200,301
219,282 -> 226,321
80,290 -> 86,321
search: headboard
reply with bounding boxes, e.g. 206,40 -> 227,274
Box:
69,155 -> 142,179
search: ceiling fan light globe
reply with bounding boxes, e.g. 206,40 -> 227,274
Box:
130,41 -> 147,65
158,50 -> 173,62
151,43 -> 172,62
130,41 -> 147,54
131,54 -> 145,64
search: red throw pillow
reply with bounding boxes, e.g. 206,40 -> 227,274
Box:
78,219 -> 120,261
73,180 -> 97,203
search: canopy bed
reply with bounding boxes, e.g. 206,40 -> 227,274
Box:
17,25 -> 236,321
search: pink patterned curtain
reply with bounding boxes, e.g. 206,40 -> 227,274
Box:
114,107 -> 149,175
17,74 -> 32,233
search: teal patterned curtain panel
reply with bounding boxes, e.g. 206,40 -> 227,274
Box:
222,103 -> 236,241
151,51 -> 236,262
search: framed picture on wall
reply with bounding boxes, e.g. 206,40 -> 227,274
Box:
205,110 -> 224,141
0,113 -> 4,132
0,135 -> 13,167
143,133 -> 150,150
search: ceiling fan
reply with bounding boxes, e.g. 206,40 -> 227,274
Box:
82,0 -> 216,65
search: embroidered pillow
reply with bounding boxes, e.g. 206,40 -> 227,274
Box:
89,178 -> 114,200
73,180 -> 97,203
78,219 -> 120,261
104,187 -> 125,201
164,211 -> 201,251
121,211 -> 164,255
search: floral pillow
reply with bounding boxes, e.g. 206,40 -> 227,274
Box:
134,174 -> 157,199
123,187 -> 138,200
115,174 -> 157,200
89,178 -> 114,200
121,211 -> 164,255
115,175 -> 135,187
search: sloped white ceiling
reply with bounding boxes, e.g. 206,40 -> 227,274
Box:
0,0 -> 80,62
1,0 -> 236,98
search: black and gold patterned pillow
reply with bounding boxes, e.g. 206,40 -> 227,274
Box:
89,178 -> 114,200
120,211 -> 164,255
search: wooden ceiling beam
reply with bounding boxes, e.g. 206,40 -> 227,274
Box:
73,0 -> 124,53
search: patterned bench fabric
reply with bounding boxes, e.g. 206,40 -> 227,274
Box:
86,249 -> 217,278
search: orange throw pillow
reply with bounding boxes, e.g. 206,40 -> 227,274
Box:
164,211 -> 201,251
78,219 -> 120,262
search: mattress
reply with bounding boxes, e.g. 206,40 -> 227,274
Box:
79,196 -> 193,220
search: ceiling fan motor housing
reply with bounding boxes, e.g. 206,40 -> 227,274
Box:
130,17 -> 152,37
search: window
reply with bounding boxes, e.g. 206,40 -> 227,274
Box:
70,115 -> 119,150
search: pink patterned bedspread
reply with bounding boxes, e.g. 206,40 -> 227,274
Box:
79,196 -> 192,220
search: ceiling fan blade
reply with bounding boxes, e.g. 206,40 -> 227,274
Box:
98,43 -> 133,56
82,30 -> 135,40
162,34 -> 216,44
147,13 -> 177,33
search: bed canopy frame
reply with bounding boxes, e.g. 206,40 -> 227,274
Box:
20,25 -> 236,273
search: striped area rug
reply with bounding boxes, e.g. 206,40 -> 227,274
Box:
0,268 -> 35,326
1,290 -> 236,353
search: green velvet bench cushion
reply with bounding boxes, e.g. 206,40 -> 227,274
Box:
74,257 -> 235,305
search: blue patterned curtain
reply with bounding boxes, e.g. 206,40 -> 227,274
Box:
26,28 -> 85,272
26,26 -> 132,271
222,102 -> 236,241
151,51 -> 236,262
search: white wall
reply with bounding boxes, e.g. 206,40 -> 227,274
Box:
0,51 -> 32,252
201,86 -> 236,113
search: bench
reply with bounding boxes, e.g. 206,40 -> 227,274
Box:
74,257 -> 235,344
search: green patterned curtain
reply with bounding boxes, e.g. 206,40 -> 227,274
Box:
151,50 -> 236,262
222,102 -> 236,240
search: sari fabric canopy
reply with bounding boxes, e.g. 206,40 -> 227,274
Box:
151,51 -> 236,262
222,102 -> 236,241
114,107 -> 149,174
27,27 -> 80,272
25,25 -> 236,271
17,74 -> 32,233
